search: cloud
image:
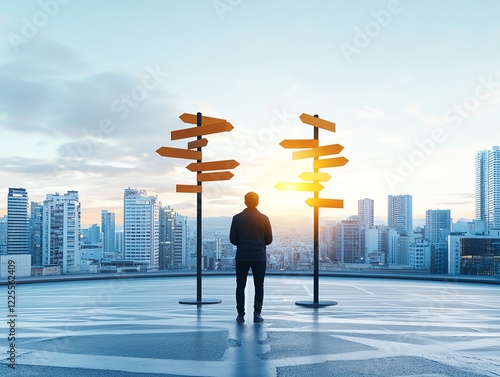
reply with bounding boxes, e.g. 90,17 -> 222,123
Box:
0,37 -> 182,198
0,38 -> 175,140
357,106 -> 386,120
433,192 -> 474,207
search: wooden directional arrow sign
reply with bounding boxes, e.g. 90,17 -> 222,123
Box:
156,147 -> 201,160
280,139 -> 318,149
300,113 -> 336,132
305,198 -> 344,208
275,182 -> 324,192
186,159 -> 239,172
314,156 -> 349,169
299,172 -> 332,182
171,122 -> 234,140
179,113 -> 226,125
292,144 -> 344,160
197,171 -> 234,182
176,184 -> 202,193
187,138 -> 208,149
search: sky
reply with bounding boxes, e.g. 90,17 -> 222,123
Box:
0,0 -> 499,228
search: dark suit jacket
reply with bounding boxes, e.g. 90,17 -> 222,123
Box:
230,207 -> 273,262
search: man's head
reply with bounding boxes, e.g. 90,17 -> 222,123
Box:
244,192 -> 259,208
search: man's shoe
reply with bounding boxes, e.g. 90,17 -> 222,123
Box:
236,315 -> 245,323
253,314 -> 264,323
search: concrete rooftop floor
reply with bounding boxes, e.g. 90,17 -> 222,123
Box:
1,274 -> 500,376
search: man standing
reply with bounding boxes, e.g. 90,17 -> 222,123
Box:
230,192 -> 273,323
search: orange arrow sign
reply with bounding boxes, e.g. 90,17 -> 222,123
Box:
299,113 -> 336,132
280,139 -> 318,149
314,156 -> 349,169
299,172 -> 332,182
186,159 -> 239,172
156,147 -> 201,160
179,113 -> 226,125
292,144 -> 344,160
187,138 -> 208,149
197,171 -> 234,182
176,184 -> 202,193
305,198 -> 344,208
171,121 -> 234,140
275,182 -> 324,192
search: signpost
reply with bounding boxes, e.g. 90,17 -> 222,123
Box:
157,112 -> 239,305
276,113 -> 348,307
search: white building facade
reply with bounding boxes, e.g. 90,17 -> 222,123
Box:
42,191 -> 81,274
123,188 -> 159,269
358,198 -> 374,229
388,194 -> 413,236
475,146 -> 500,233
409,237 -> 431,270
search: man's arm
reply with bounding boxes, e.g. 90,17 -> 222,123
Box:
264,215 -> 273,245
229,216 -> 238,245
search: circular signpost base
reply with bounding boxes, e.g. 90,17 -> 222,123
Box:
179,298 -> 222,305
295,300 -> 338,308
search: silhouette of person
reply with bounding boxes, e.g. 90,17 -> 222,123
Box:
230,192 -> 273,323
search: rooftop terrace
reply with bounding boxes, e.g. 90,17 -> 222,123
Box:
1,274 -> 500,376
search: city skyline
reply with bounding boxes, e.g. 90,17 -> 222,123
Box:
0,185 -> 472,230
1,1 -> 500,226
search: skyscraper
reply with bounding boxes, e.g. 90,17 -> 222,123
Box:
159,206 -> 173,270
334,216 -> 365,264
42,191 -> 81,274
123,188 -> 159,269
172,213 -> 187,269
388,194 -> 413,236
475,146 -> 500,232
30,202 -> 43,266
425,209 -> 451,243
7,187 -> 30,254
358,198 -> 374,229
101,210 -> 116,256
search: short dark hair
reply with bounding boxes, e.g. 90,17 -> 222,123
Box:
244,192 -> 259,208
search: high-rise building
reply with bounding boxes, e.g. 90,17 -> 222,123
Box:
42,191 -> 81,274
123,188 -> 159,269
394,234 -> 412,265
409,236 -> 431,270
172,213 -> 187,269
30,202 -> 43,266
159,206 -> 187,270
334,216 -> 365,264
425,209 -> 451,243
115,231 -> 124,257
320,221 -> 336,261
86,224 -> 101,244
101,210 -> 116,256
159,206 -> 174,270
388,194 -> 413,236
387,228 -> 399,265
7,187 -> 30,254
448,231 -> 500,276
358,198 -> 374,229
475,146 -> 500,232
